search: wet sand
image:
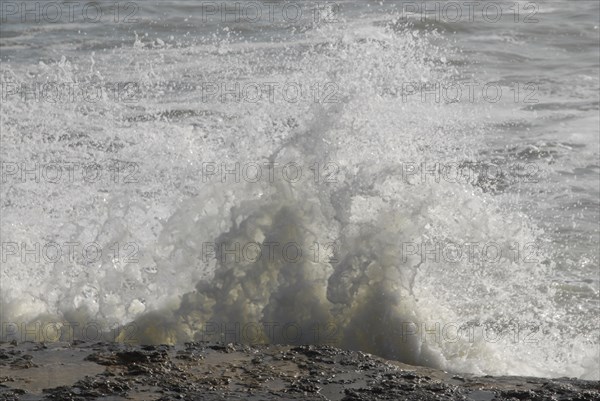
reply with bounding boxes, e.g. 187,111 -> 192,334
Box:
0,341 -> 598,400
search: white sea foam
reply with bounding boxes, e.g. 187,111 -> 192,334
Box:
1,9 -> 598,380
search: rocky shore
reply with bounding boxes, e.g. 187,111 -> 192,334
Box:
0,341 -> 598,400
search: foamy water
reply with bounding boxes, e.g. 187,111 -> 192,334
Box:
1,0 -> 598,380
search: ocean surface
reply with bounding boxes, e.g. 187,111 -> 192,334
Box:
1,0 -> 598,380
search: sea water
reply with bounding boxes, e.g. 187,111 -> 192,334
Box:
0,0 -> 598,380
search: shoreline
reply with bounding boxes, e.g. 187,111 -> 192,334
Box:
0,341 -> 598,400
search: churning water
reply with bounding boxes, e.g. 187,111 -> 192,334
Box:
1,0 -> 598,379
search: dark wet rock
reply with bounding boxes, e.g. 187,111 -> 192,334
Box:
0,341 -> 598,401
0,348 -> 37,370
43,376 -> 131,400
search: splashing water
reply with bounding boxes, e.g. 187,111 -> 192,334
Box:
1,3 -> 598,381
